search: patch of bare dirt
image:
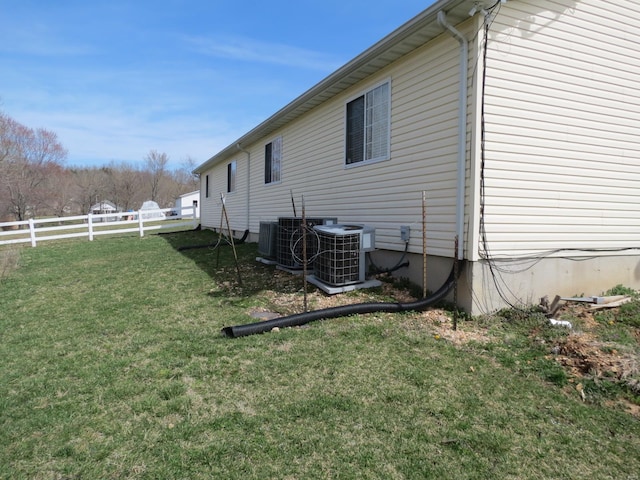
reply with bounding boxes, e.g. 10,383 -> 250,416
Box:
254,272 -> 418,317
424,310 -> 493,346
554,332 -> 637,380
546,302 -> 640,415
550,303 -> 639,383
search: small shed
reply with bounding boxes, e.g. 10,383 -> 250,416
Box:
139,200 -> 166,220
89,201 -> 118,222
89,200 -> 117,215
174,191 -> 200,219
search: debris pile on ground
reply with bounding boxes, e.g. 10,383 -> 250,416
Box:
554,333 -> 636,380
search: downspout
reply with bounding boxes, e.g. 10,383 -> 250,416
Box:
437,10 -> 467,261
237,144 -> 251,231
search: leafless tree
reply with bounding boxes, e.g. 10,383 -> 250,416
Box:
0,110 -> 202,219
40,163 -> 75,217
72,167 -> 109,215
102,161 -> 145,211
145,150 -> 169,203
0,113 -> 67,220
178,156 -> 200,192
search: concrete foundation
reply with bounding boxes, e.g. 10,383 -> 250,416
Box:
374,250 -> 640,316
209,227 -> 640,316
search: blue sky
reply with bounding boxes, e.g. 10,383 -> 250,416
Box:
1,0 -> 435,171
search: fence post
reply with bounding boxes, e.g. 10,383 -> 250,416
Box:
88,213 -> 94,241
29,218 -> 36,247
138,211 -> 144,237
192,206 -> 198,229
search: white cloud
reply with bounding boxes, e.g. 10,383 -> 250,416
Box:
10,103 -> 242,170
0,21 -> 96,56
184,34 -> 343,72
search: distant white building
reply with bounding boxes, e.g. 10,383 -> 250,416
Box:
174,191 -> 200,219
89,200 -> 119,222
89,200 -> 118,215
140,200 -> 166,220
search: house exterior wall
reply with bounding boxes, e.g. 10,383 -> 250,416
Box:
200,27 -> 476,260
197,0 -> 640,314
480,0 -> 640,257
464,0 -> 640,313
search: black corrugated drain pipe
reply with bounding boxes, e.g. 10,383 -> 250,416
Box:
221,261 -> 462,338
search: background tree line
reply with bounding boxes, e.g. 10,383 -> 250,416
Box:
0,110 -> 199,222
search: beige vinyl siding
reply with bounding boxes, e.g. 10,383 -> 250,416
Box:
200,158 -> 247,233
199,175 -> 214,227
202,29 -> 467,257
481,0 -> 640,256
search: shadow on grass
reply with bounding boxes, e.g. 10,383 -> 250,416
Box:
158,229 -> 309,298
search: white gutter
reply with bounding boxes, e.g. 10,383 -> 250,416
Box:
437,10 -> 467,261
237,143 -> 251,231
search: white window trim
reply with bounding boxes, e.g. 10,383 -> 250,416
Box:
227,160 -> 237,193
344,78 -> 391,169
265,135 -> 283,185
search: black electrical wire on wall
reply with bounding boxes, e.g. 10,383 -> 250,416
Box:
474,1 -> 640,313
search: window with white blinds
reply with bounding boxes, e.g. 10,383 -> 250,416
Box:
346,81 -> 390,166
265,136 -> 282,184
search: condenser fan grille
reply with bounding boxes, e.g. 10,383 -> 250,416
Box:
258,221 -> 278,258
276,217 -> 335,268
314,230 -> 362,286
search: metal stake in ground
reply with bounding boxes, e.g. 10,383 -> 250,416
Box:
422,190 -> 427,299
219,193 -> 243,287
453,235 -> 459,331
215,194 -> 225,268
290,189 -> 297,217
301,195 -> 308,313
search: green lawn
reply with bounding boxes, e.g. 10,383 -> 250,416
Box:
1,230 -> 639,479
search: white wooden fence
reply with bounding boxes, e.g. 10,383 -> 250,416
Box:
0,207 -> 198,247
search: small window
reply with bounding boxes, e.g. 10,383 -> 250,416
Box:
205,174 -> 210,198
227,161 -> 236,193
346,81 -> 390,166
265,136 -> 282,184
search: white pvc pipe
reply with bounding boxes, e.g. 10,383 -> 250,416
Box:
237,143 -> 251,231
437,10 -> 467,261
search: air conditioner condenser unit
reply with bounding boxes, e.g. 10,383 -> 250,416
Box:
257,221 -> 278,259
276,217 -> 337,270
311,224 -> 376,288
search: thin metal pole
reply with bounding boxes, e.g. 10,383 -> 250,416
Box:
220,193 -> 243,287
216,194 -> 225,268
422,191 -> 427,299
453,235 -> 459,331
301,195 -> 308,312
290,189 -> 297,217
218,194 -> 242,287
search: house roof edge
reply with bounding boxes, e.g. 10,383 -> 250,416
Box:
193,0 -> 469,174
